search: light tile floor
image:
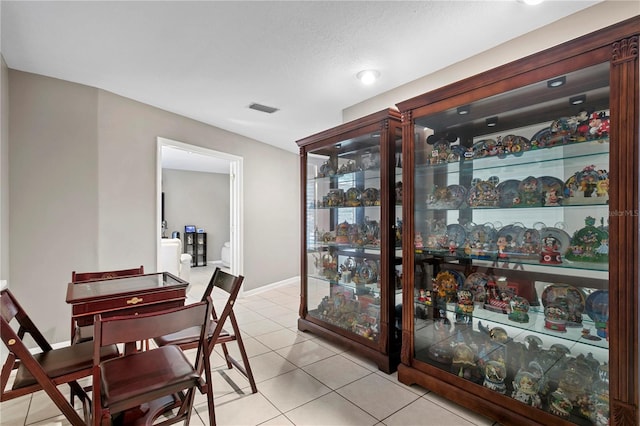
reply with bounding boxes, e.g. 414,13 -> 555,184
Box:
0,265 -> 499,425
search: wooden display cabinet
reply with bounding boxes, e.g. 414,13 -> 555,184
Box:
296,109 -> 403,373
397,17 -> 638,425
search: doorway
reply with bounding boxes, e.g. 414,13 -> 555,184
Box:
156,137 -> 243,278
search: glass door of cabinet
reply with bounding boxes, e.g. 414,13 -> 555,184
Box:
305,137 -> 386,343
411,63 -> 610,425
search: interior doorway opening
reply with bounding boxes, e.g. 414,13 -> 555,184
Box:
156,137 -> 243,278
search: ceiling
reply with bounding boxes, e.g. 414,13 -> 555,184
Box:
2,0 -> 601,169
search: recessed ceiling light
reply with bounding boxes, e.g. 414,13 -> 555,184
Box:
547,76 -> 566,88
569,95 -> 587,105
486,117 -> 499,127
356,70 -> 380,85
457,105 -> 471,115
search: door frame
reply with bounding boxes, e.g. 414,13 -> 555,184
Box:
156,137 -> 244,279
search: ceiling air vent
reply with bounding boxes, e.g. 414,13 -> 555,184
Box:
249,102 -> 279,114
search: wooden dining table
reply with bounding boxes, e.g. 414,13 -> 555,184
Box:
65,271 -> 189,344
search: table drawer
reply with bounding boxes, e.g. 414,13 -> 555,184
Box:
71,289 -> 185,316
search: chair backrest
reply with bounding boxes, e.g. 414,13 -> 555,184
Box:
94,298 -> 211,360
202,267 -> 244,302
71,265 -> 144,283
201,268 -> 245,353
1,288 -> 52,356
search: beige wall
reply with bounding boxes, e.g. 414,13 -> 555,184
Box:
344,1 -> 640,121
8,71 -> 299,343
1,56 -> 8,284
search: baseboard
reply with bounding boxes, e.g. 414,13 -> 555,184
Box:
243,276 -> 299,297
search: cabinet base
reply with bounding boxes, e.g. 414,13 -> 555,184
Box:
397,363 -> 577,426
298,317 -> 399,374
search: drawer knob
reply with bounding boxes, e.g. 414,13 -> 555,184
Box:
126,296 -> 143,305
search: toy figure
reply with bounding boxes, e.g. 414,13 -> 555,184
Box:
414,232 -> 424,253
544,188 -> 562,206
512,370 -> 542,408
455,290 -> 474,324
540,235 -> 562,264
483,360 -> 507,394
496,235 -> 512,267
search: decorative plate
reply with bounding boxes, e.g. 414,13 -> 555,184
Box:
514,228 -> 541,258
518,176 -> 542,207
443,224 -> 467,250
530,127 -> 552,149
426,184 -> 467,209
463,272 -> 491,304
496,224 -> 523,257
467,223 -> 497,257
538,176 -> 564,206
468,180 -> 499,208
472,139 -> 498,158
499,135 -> 528,157
496,179 -> 522,208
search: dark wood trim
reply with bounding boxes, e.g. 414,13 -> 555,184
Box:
608,34 -> 639,426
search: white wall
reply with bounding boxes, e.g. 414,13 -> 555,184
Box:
162,168 -> 230,262
8,71 -> 299,343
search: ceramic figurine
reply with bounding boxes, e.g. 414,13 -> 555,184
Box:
544,302 -> 569,332
566,216 -> 609,263
455,289 -> 474,324
433,271 -> 458,304
508,296 -> 530,323
540,235 -> 562,264
511,369 -> 542,408
483,360 -> 507,394
549,389 -> 573,418
452,343 -> 476,379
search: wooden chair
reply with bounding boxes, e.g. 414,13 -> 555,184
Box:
0,288 -> 119,426
70,265 -> 145,344
92,299 -> 213,426
71,265 -> 145,283
154,268 -> 257,425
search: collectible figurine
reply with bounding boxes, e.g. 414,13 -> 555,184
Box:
540,235 -> 562,264
455,289 -> 474,324
544,302 -> 569,332
508,296 -> 530,323
483,360 -> 507,394
511,369 -> 542,408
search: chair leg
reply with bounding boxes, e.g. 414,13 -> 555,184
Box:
204,365 -> 216,426
229,317 -> 257,394
40,381 -> 86,426
220,343 -> 233,370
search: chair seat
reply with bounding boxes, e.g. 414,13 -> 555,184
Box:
99,345 -> 200,412
154,320 -> 230,347
13,341 -> 119,390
